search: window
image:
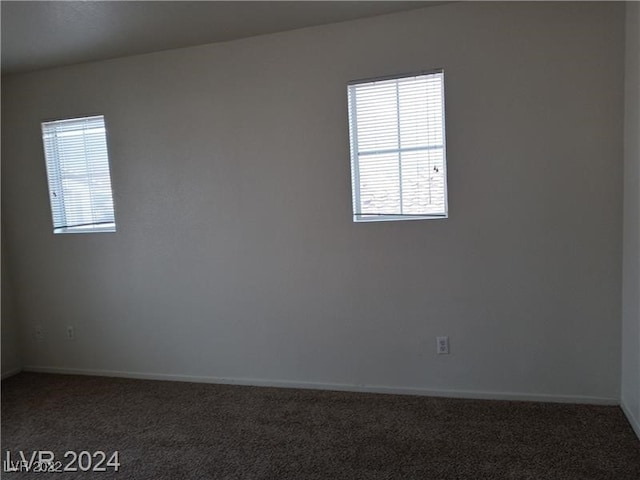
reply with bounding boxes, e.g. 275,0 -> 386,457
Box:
347,70 -> 447,222
41,115 -> 116,234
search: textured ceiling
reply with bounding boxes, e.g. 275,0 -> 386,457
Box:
1,1 -> 443,75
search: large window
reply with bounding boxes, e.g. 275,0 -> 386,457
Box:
41,115 -> 116,234
347,70 -> 448,222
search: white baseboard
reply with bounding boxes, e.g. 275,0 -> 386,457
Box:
1,368 -> 22,380
621,401 -> 640,440
21,365 -> 618,406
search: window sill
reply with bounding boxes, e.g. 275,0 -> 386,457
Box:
54,223 -> 116,234
353,214 -> 448,223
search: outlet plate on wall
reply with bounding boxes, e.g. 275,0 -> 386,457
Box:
436,336 -> 449,355
34,325 -> 43,342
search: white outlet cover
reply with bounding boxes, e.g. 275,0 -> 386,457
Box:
436,336 -> 449,354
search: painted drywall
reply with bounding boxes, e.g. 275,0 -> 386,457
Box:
622,0 -> 640,436
2,236 -> 22,377
1,2 -> 625,402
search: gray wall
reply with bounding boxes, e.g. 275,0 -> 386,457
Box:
622,0 -> 640,435
1,236 -> 22,377
1,2 -> 625,402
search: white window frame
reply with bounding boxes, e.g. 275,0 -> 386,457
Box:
347,69 -> 448,222
41,115 -> 117,234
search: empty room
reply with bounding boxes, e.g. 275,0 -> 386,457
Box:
1,1 -> 639,478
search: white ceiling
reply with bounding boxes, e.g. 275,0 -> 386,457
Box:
1,1 -> 442,75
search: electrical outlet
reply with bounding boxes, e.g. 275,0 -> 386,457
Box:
436,336 -> 449,355
35,325 -> 43,342
66,325 -> 75,341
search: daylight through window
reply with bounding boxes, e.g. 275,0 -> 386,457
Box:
348,70 -> 448,222
41,115 -> 116,234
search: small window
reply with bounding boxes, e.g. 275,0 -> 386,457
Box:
347,70 -> 448,222
41,115 -> 116,234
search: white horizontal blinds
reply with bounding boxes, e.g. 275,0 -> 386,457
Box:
348,71 -> 447,220
41,115 -> 116,232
